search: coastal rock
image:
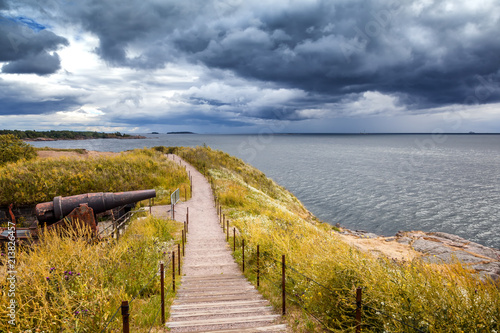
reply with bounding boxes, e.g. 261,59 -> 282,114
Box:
395,231 -> 500,281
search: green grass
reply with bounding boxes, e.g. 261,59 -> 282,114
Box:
0,215 -> 182,332
179,145 -> 500,333
0,148 -> 190,206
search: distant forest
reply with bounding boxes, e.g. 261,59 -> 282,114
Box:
0,130 -> 136,140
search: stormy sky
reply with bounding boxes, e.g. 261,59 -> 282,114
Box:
0,0 -> 499,133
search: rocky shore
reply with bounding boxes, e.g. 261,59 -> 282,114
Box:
340,227 -> 500,281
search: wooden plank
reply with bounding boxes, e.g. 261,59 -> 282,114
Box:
181,274 -> 244,281
181,280 -> 251,288
167,315 -> 280,328
170,306 -> 274,318
188,324 -> 288,333
173,294 -> 263,304
171,300 -> 269,310
183,263 -> 238,269
180,284 -> 253,291
177,289 -> 258,298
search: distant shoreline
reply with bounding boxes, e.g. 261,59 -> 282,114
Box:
23,136 -> 146,142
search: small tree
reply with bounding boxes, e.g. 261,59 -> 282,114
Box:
0,134 -> 37,166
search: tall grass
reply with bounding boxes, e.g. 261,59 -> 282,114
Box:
180,146 -> 500,332
0,148 -> 190,206
0,215 -> 182,332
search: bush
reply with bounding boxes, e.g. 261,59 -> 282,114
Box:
0,134 -> 37,166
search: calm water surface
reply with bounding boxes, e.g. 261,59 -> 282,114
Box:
31,134 -> 500,248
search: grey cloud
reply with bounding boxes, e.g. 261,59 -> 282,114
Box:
0,79 -> 81,115
177,1 -> 500,109
2,0 -> 500,130
0,17 -> 68,74
2,51 -> 62,75
0,20 -> 68,61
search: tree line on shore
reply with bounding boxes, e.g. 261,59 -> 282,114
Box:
0,129 -> 134,140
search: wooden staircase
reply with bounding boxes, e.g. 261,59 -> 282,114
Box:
167,274 -> 286,332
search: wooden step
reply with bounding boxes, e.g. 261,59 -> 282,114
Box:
167,315 -> 280,328
182,274 -> 244,281
174,294 -> 263,304
170,306 -> 274,319
185,324 -> 288,333
180,284 -> 254,292
183,263 -> 238,269
171,300 -> 270,311
177,289 -> 258,298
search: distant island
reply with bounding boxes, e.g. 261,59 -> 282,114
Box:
167,131 -> 196,134
1,130 -> 145,141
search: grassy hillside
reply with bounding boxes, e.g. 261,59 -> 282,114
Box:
0,148 -> 190,207
0,148 -> 189,331
179,146 -> 500,332
0,215 -> 182,332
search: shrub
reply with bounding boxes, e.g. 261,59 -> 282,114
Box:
0,134 -> 37,166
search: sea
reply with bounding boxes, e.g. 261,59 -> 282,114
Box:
30,134 -> 500,249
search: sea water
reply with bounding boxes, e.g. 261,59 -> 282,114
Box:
31,134 -> 500,248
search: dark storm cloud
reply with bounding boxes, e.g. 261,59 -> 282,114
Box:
50,0 -> 215,68
0,0 -> 8,10
42,0 -> 498,112
181,1 -> 500,108
2,0 -> 500,129
0,15 -> 68,74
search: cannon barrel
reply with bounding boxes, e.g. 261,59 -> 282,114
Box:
35,189 -> 156,224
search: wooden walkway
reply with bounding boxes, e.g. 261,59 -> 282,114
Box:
157,154 -> 287,333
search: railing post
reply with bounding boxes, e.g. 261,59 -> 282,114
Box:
172,252 -> 176,292
257,245 -> 260,287
226,219 -> 229,242
160,263 -> 165,324
233,228 -> 236,252
113,218 -> 118,240
282,254 -> 286,315
121,300 -> 130,333
182,230 -> 185,256
356,287 -> 362,333
223,214 -> 226,232
242,239 -> 245,272
178,244 -> 181,275
184,221 -> 187,235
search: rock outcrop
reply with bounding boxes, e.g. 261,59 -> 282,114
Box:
340,228 -> 500,281
395,231 -> 500,281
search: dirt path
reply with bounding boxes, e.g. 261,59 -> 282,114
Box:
152,154 -> 287,332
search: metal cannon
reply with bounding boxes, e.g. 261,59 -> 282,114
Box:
35,189 -> 156,225
0,190 -> 156,243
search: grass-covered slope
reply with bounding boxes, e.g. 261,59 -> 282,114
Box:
0,215 -> 181,332
0,148 -> 190,206
179,146 -> 500,333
